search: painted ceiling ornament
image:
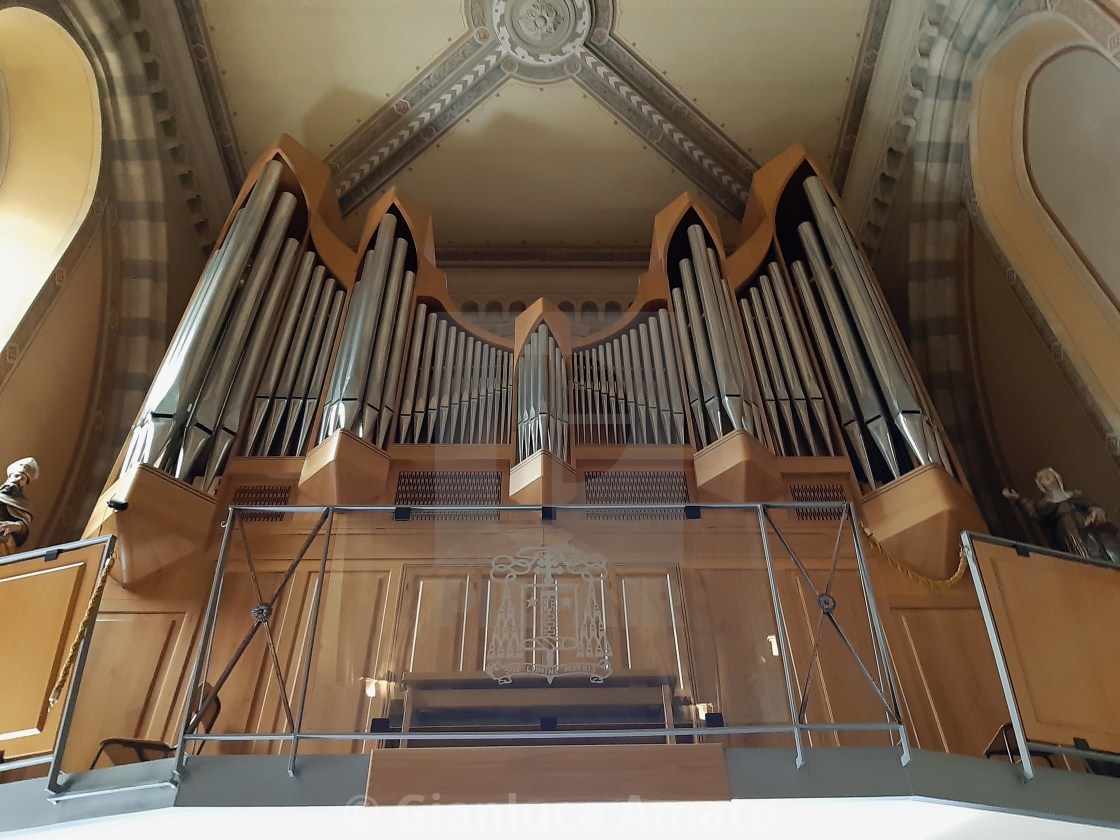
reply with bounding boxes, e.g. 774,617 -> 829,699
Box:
475,0 -> 596,81
484,545 -> 612,684
517,0 -> 568,43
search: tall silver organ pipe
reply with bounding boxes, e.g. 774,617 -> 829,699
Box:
798,219 -> 900,481
295,289 -> 345,455
124,159 -> 285,472
571,311 -> 687,446
281,272 -> 338,454
767,261 -> 834,457
244,252 -> 316,455
198,236 -> 302,490
803,177 -> 947,473
359,239 -> 410,440
790,260 -> 875,481
671,289 -> 707,448
517,323 -> 569,462
320,213 -> 399,440
394,311 -> 512,446
177,192 -> 298,481
669,224 -> 764,448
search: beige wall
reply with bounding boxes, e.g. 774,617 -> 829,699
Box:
0,214 -> 105,545
971,226 -> 1120,521
0,7 -> 101,345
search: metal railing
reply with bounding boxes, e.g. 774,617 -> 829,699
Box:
159,501 -> 911,782
960,530 -> 1120,781
30,503 -> 911,798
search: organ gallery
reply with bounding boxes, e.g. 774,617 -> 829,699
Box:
1,2 -> 1119,822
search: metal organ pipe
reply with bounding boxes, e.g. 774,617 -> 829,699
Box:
767,261 -> 834,457
739,295 -> 785,456
296,290 -> 344,455
805,179 -> 947,473
199,236 -> 302,490
360,238 -> 410,440
670,288 -> 707,448
265,266 -> 328,454
284,275 -> 341,454
798,219 -> 900,479
790,260 -> 876,482
125,159 -> 284,472
321,212 -> 398,440
245,251 -> 316,456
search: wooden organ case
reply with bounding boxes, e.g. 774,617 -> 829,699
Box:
4,135 -> 1015,780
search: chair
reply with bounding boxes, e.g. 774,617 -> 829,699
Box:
983,722 -> 1056,768
1073,738 -> 1120,778
90,683 -> 221,769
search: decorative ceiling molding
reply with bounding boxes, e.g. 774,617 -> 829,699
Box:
330,0 -> 761,220
136,0 -> 235,249
840,0 -> 928,256
174,0 -> 246,193
830,0 -> 894,194
173,0 -> 891,235
573,36 -> 757,215
329,34 -> 508,214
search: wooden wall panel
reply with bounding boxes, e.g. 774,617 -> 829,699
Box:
889,605 -> 1005,755
612,569 -> 690,693
783,569 -> 891,747
982,546 -> 1120,752
395,568 -> 477,675
298,568 -> 393,753
60,611 -> 185,772
681,568 -> 788,746
0,561 -> 85,744
205,569 -> 287,754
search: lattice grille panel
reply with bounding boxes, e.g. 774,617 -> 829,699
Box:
790,483 -> 847,520
230,484 -> 292,522
395,471 -> 501,519
584,471 -> 689,519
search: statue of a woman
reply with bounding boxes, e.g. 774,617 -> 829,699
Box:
1003,467 -> 1120,565
0,457 -> 39,555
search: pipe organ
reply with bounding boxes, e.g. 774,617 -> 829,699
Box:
104,141 -> 965,519
45,136 -> 1005,777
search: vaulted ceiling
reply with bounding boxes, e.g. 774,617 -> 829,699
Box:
172,0 -> 892,257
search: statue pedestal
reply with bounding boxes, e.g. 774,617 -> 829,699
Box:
860,464 -> 986,580
298,430 -> 391,505
83,465 -> 216,588
693,429 -> 782,503
509,450 -> 579,506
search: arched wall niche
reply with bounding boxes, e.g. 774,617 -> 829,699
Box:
1024,45 -> 1120,310
969,13 -> 1120,520
0,5 -> 101,344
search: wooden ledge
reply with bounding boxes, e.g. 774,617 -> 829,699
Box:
298,429 -> 391,505
83,465 -> 215,588
693,429 -> 782,503
367,744 -> 729,806
860,464 -> 986,580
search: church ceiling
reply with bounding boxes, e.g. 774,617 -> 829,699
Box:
182,0 -> 886,254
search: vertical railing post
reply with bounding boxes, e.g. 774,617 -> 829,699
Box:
960,531 -> 1035,780
288,507 -> 336,776
756,504 -> 805,769
46,536 -> 117,795
848,505 -> 911,765
173,508 -> 238,780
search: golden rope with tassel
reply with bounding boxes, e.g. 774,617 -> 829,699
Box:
860,521 -> 968,590
47,546 -> 116,709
